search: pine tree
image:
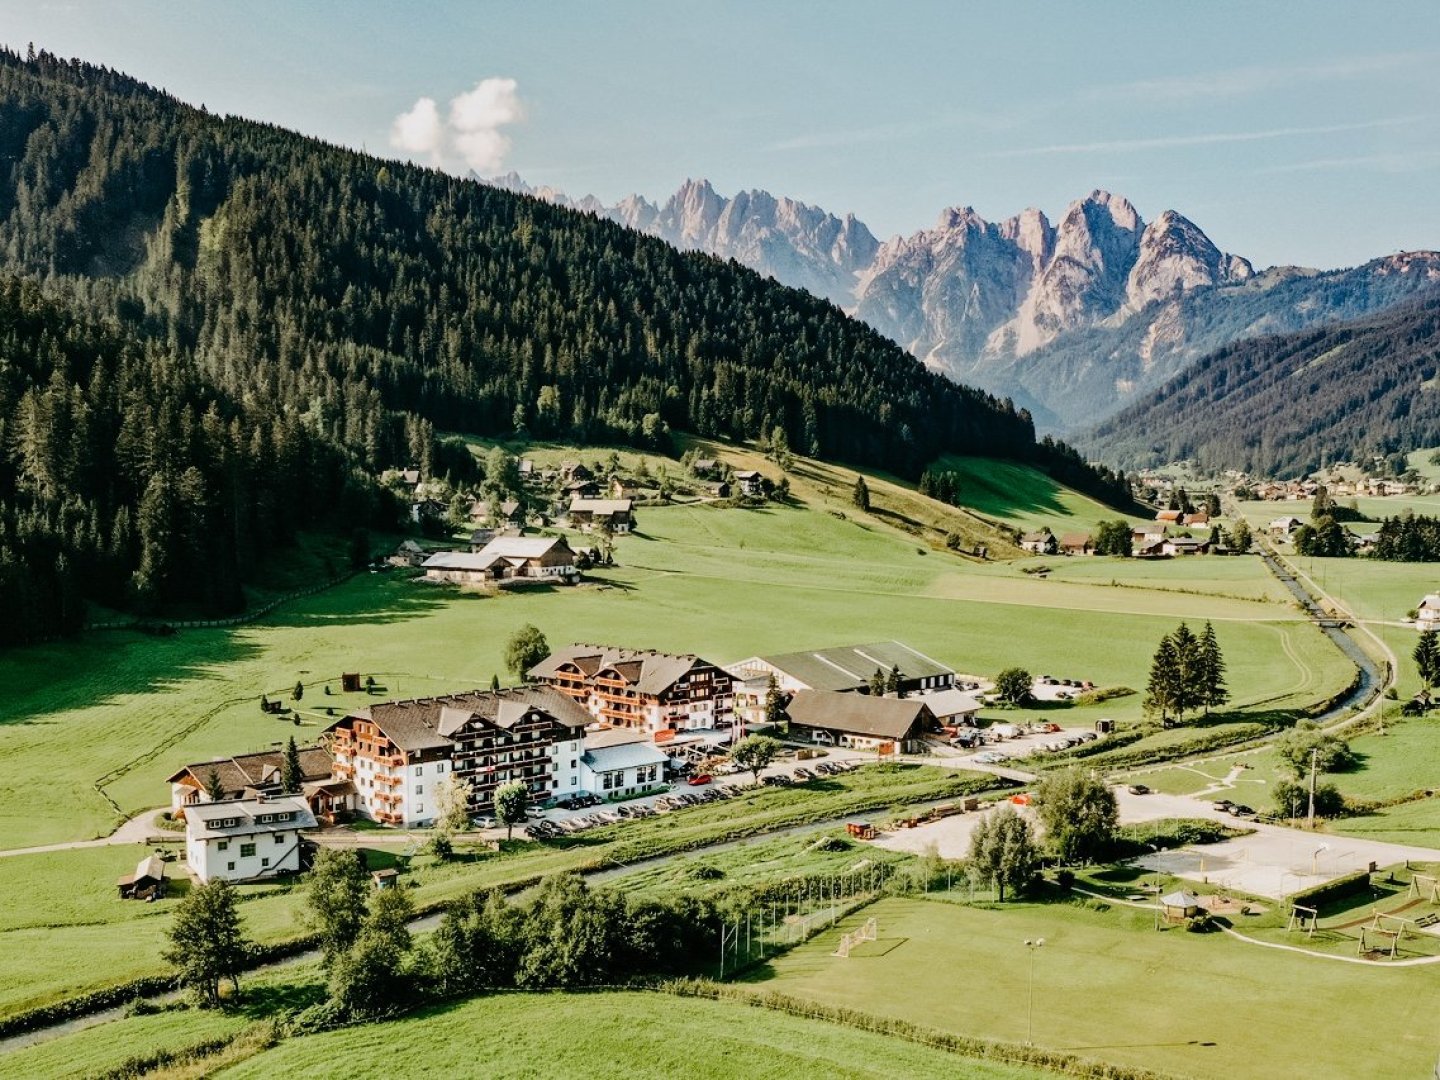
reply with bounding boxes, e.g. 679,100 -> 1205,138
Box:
1198,622 -> 1228,714
1415,629 -> 1440,690
868,668 -> 886,695
1144,634 -> 1181,723
282,736 -> 303,793
203,766 -> 226,803
852,475 -> 870,512
1170,623 -> 1203,721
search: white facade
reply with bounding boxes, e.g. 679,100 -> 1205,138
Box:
579,741 -> 668,798
343,752 -> 453,828
185,797 -> 316,884
549,735 -> 585,797
1417,595 -> 1440,630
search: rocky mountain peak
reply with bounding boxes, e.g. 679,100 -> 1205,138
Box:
1125,209 -> 1252,309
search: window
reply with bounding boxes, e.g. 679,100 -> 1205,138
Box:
415,765 -> 423,776
416,804 -> 424,814
262,857 -> 270,868
227,861 -> 235,871
217,840 -> 229,851
415,784 -> 423,795
436,762 -> 445,774
240,843 -> 256,857
218,818 -> 238,828
274,832 -> 286,843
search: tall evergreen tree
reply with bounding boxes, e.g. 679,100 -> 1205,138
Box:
281,736 -> 303,794
1415,629 -> 1440,690
1197,622 -> 1229,715
1144,634 -> 1181,723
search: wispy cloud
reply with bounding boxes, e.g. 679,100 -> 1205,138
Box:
1087,52 -> 1435,104
982,117 -> 1422,159
389,77 -> 526,173
1256,149 -> 1440,175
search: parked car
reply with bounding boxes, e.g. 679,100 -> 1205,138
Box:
1230,804 -> 1257,818
1127,784 -> 1150,795
1212,799 -> 1234,812
688,774 -> 712,787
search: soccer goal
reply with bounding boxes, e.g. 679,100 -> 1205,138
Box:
1410,874 -> 1440,903
833,916 -> 878,958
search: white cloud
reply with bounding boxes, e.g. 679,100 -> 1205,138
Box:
389,96 -> 443,162
388,77 -> 525,173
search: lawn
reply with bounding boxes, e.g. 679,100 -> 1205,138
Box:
212,990 -> 1055,1080
0,764 -> 992,1020
752,896 -> 1440,1080
0,1007 -> 251,1080
0,495 -> 1348,851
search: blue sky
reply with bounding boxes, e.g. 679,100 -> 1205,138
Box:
6,1 -> 1438,267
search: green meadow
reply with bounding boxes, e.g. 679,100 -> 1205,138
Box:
753,896 -> 1440,1080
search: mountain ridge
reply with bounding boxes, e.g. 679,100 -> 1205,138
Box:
487,171 -> 1439,432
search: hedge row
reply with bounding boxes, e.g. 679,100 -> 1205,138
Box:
661,980 -> 1173,1080
1288,869 -> 1371,907
1073,723 -> 1272,772
0,975 -> 178,1039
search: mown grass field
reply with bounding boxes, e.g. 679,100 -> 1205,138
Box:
211,990 -> 1054,1080
0,1007 -> 252,1080
0,765 -> 986,1020
0,489 -> 1347,851
753,896 -> 1440,1080
938,455 -> 1144,536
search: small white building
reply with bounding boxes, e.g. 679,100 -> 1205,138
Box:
185,796 -> 316,884
920,688 -> 983,727
1269,516 -> 1303,540
579,739 -> 668,799
1417,594 -> 1440,630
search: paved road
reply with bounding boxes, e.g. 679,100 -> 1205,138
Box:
0,812 -> 173,860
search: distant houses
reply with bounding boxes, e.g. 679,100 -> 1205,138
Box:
1059,533 -> 1094,556
734,469 -> 766,497
567,497 -> 635,534
1019,529 -> 1058,555
1417,594 -> 1440,631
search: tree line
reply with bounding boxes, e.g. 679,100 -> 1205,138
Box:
1143,622 -> 1228,724
0,47 -> 1134,634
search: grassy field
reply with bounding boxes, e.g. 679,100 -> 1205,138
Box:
0,490 -> 1348,851
938,455 -> 1144,536
753,896 -> 1440,1080
210,990 -> 1054,1080
0,764 -> 987,1020
0,1007 -> 253,1080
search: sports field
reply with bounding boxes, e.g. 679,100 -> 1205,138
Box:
755,896 -> 1440,1080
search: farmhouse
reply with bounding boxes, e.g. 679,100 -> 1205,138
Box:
785,689 -> 938,752
529,643 -> 736,734
1162,536 -> 1208,556
390,539 -> 427,567
1059,533 -> 1094,556
167,746 -> 335,817
1155,509 -> 1183,524
734,469 -> 766,496
730,641 -> 956,696
185,795 -> 316,884
325,686 -> 589,826
423,536 -> 578,586
568,497 -> 635,533
1416,594 -> 1440,630
1019,529 -> 1057,554
1183,512 -> 1209,527
579,737 -> 668,798
1269,516 -> 1303,539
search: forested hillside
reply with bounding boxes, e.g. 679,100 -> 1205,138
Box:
1082,288 -> 1440,477
0,47 -> 1128,638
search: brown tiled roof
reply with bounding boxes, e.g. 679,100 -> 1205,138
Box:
331,686 -> 589,749
786,689 -> 935,740
529,643 -> 722,697
167,746 -> 332,791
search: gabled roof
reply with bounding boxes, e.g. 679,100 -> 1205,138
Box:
744,641 -> 954,692
786,689 -> 935,740
334,686 -> 589,750
1059,533 -> 1092,548
920,689 -> 983,718
1020,531 -> 1053,544
186,796 -> 317,840
473,535 -> 573,561
422,551 -> 504,572
529,643 -> 725,696
569,498 -> 634,515
167,746 -> 332,791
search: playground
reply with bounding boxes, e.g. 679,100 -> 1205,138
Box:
753,896 -> 1440,1080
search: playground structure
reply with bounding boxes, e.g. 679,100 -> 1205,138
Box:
1286,903 -> 1319,938
1409,873 -> 1440,904
1357,911 -> 1418,958
834,916 -> 879,958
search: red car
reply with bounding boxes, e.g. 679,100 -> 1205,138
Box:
688,774 -> 713,786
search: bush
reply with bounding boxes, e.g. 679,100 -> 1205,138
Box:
1054,869 -> 1075,893
1109,818 -> 1248,859
1289,869 -> 1371,907
1186,912 -> 1216,933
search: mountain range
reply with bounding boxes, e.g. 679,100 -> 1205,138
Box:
487,173 -> 1440,432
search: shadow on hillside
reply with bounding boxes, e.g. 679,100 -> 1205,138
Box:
942,457 -> 1078,522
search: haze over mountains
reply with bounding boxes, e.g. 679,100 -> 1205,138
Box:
488,172 -> 1440,432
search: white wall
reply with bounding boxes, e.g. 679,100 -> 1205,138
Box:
189,829 -> 300,883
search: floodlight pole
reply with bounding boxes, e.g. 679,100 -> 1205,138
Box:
1307,747 -> 1318,829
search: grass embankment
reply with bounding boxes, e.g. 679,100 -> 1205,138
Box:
753,895 -> 1440,1080
0,765 -> 997,1021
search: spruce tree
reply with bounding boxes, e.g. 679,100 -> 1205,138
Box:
852,475 -> 870,512
1415,629 -> 1440,690
1144,634 -> 1180,723
1198,622 -> 1228,714
281,736 -> 303,793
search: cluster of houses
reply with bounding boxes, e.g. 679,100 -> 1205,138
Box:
1019,517 -> 1225,559
158,639 -> 984,885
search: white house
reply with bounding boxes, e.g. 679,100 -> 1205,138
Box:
578,738 -> 668,799
1269,516 -> 1303,540
919,688 -> 983,727
1417,594 -> 1440,630
185,796 -> 316,884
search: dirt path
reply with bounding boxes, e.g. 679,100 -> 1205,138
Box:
0,810 -> 171,859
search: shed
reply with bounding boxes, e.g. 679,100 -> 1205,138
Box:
372,868 -> 400,890
117,854 -> 167,900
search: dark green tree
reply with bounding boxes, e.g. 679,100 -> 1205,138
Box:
852,475 -> 870,512
729,734 -> 782,785
1415,629 -> 1440,690
504,624 -> 549,681
993,667 -> 1032,707
281,736 -> 303,793
494,781 -> 529,841
1033,768 -> 1118,865
162,880 -> 249,1007
306,847 -> 371,969
966,805 -> 1038,901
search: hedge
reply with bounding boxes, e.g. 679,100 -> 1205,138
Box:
1287,869 -> 1372,907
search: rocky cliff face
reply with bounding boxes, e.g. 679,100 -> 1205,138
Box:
478,172 -> 1435,431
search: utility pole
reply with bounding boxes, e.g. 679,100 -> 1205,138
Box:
1307,747 -> 1318,829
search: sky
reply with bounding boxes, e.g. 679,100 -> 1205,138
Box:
6,1 -> 1438,268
